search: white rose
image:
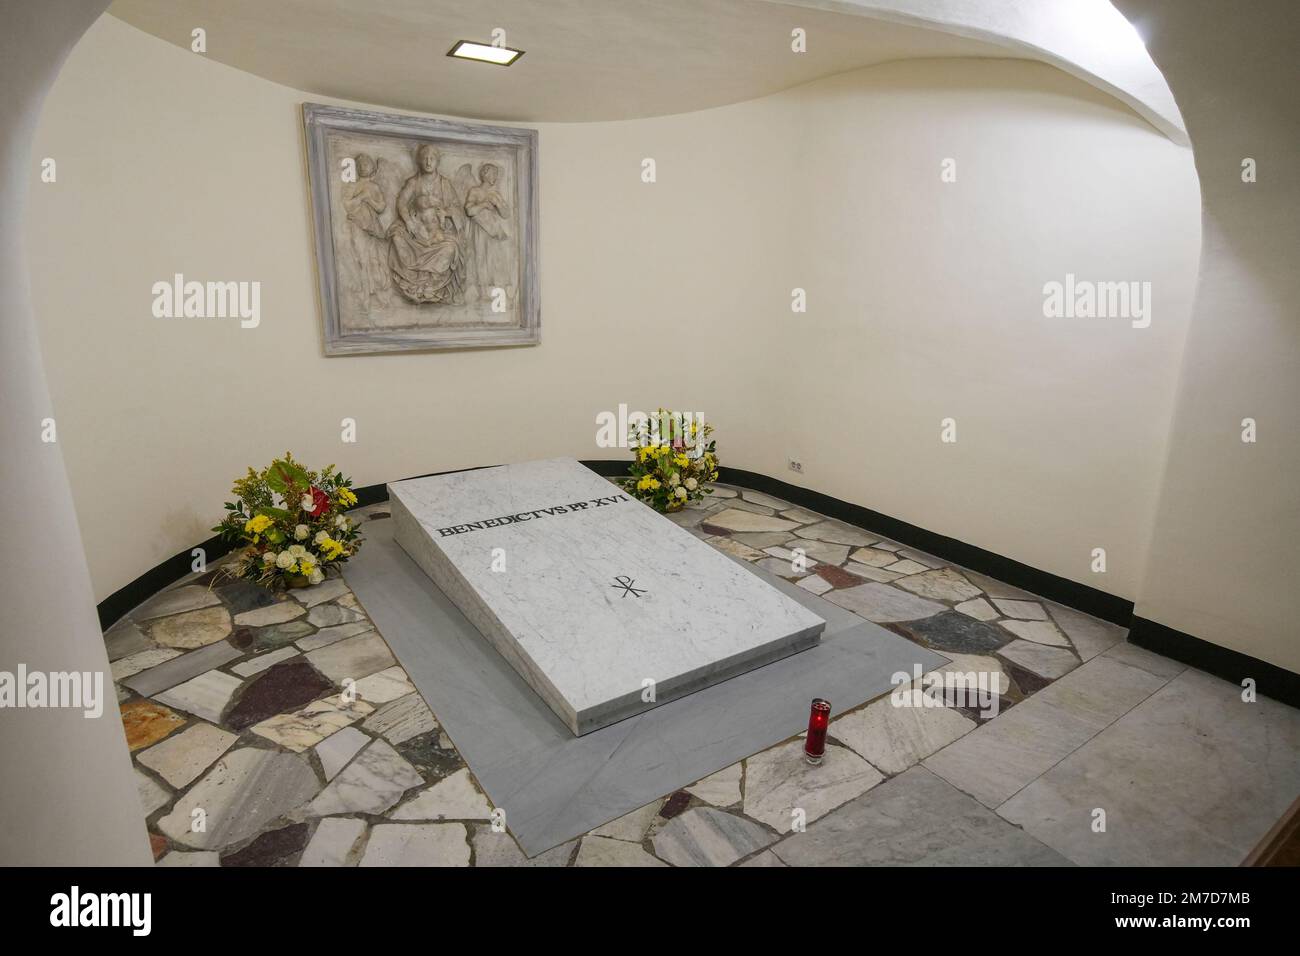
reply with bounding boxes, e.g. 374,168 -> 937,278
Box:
294,524 -> 309,540
262,551 -> 277,564
308,568 -> 325,585
335,515 -> 349,529
684,477 -> 698,491
300,494 -> 314,511
668,472 -> 680,486
288,544 -> 307,558
275,552 -> 295,570
675,486 -> 688,499
314,530 -> 329,545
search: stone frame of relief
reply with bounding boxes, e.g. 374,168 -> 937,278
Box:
303,102 -> 539,354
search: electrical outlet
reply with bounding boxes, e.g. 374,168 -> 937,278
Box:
788,458 -> 804,474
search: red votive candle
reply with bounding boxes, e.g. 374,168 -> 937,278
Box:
804,698 -> 831,765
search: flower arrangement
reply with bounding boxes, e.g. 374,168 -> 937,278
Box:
622,409 -> 719,512
213,452 -> 363,589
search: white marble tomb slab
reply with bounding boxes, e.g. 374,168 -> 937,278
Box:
389,458 -> 825,735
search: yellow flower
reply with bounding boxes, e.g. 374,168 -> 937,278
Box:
673,453 -> 689,468
244,514 -> 273,537
337,488 -> 358,507
636,476 -> 661,492
318,536 -> 346,560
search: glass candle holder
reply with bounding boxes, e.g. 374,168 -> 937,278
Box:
804,698 -> 831,765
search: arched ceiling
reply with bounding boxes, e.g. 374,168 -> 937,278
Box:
109,0 -> 1186,143
108,0 -> 1024,122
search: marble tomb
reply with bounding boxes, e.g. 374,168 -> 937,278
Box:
389,457 -> 825,734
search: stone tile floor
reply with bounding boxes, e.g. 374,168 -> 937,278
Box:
104,482 -> 1300,866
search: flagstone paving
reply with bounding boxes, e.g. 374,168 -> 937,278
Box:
102,488 -> 1297,866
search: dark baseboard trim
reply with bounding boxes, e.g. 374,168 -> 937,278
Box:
95,458 -> 1298,712
1129,616 -> 1300,709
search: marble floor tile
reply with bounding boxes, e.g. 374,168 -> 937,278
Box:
148,606 -> 233,649
740,849 -> 787,866
157,748 -> 319,850
999,669 -> 1300,866
652,807 -> 776,867
220,822 -> 310,867
961,571 -> 1038,601
740,490 -> 793,511
134,585 -> 222,621
999,619 -> 1070,647
848,547 -> 900,568
896,548 -> 947,570
294,621 -> 373,651
831,697 -> 976,775
251,620 -> 316,650
718,498 -> 777,517
154,669 -> 245,723
231,646 -> 300,677
843,562 -> 903,583
779,507 -> 823,525
305,738 -> 423,816
992,599 -> 1047,620
471,825 -> 574,867
883,559 -> 929,576
1102,640 -> 1187,681
135,768 -> 170,817
157,851 -> 220,867
362,692 -> 439,744
703,508 -> 802,534
575,835 -> 667,867
923,655 -> 1170,807
954,597 -> 998,621
786,539 -> 851,564
793,520 -> 877,547
104,618 -> 152,662
1047,604 -> 1127,661
592,800 -> 662,842
315,725 -> 370,780
137,722 -> 238,788
772,767 -> 1070,866
121,640 -> 242,697
933,652 -> 1011,696
824,583 -> 945,623
233,601 -> 306,628
895,611 -> 1012,654
685,763 -> 743,807
743,739 -> 883,834
251,696 -> 374,752
391,767 -> 493,821
353,665 -> 415,704
894,568 -> 982,602
224,659 -> 334,730
707,537 -> 763,561
797,574 -> 833,596
307,603 -> 367,628
725,531 -> 795,550
111,647 -> 183,682
754,557 -> 810,578
120,699 -> 186,751
294,578 -> 351,608
299,817 -> 368,867
305,632 -> 395,684
998,640 -> 1079,680
359,823 -> 470,867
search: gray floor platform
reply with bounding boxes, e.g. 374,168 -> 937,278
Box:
344,519 -> 946,856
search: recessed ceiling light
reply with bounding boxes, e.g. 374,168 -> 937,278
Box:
447,40 -> 524,66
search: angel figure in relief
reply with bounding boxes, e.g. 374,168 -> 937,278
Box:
464,162 -> 514,305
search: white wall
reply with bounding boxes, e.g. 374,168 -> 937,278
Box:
1114,0 -> 1300,675
29,15 -> 1200,606
1,0 -> 150,867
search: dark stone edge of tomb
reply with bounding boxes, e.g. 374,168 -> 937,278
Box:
97,458 -> 1300,710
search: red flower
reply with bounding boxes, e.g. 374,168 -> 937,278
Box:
308,486 -> 331,517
